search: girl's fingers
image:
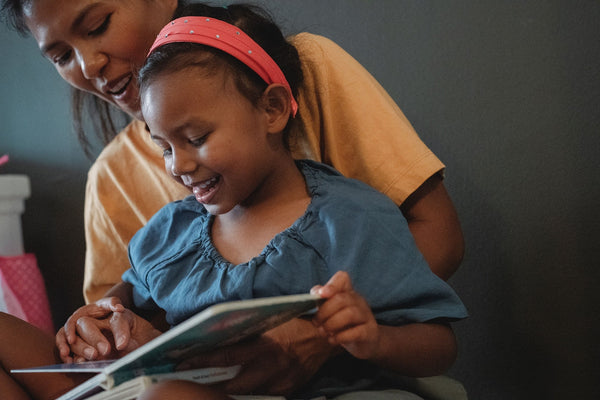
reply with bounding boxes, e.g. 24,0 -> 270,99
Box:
313,291 -> 362,325
316,271 -> 353,298
318,304 -> 368,336
310,284 -> 323,295
330,324 -> 370,345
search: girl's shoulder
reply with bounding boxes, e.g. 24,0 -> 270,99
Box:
295,160 -> 407,249
299,160 -> 399,212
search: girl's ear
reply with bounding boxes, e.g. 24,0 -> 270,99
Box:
262,84 -> 292,133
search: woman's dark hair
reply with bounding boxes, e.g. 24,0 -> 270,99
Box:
140,4 -> 303,148
2,1 -> 301,158
1,0 -> 29,34
1,0 -> 137,158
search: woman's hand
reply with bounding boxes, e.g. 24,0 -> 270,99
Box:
56,299 -> 161,363
178,317 -> 338,396
56,297 -> 124,362
311,271 -> 380,359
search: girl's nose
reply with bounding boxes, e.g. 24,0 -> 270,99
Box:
170,148 -> 197,177
77,49 -> 108,80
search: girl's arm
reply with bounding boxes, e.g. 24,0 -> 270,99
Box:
312,271 -> 457,376
365,323 -> 457,377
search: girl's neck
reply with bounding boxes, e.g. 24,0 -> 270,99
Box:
211,157 -> 311,265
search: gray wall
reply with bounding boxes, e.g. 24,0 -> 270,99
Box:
1,1 -> 598,399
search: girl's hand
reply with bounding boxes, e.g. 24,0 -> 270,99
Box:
311,271 -> 380,360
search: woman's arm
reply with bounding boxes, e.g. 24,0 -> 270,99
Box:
182,318 -> 338,396
401,174 -> 464,280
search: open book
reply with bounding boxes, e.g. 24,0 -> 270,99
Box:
12,293 -> 322,400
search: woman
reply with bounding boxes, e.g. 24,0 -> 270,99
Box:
2,0 -> 464,396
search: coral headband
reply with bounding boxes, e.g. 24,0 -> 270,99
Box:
148,16 -> 298,117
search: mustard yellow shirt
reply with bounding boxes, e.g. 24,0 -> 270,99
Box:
83,33 -> 444,303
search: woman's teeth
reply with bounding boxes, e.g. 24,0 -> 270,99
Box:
109,76 -> 131,95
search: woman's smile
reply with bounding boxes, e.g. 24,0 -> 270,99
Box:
105,74 -> 132,97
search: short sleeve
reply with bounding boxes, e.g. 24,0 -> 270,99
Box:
290,33 -> 445,205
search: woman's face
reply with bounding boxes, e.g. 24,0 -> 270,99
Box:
24,0 -> 177,120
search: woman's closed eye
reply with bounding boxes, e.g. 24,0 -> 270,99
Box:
53,50 -> 73,66
88,14 -> 112,37
49,13 -> 112,66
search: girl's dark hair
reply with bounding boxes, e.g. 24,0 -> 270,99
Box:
140,4 -> 303,148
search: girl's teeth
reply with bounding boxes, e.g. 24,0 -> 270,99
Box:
199,177 -> 218,188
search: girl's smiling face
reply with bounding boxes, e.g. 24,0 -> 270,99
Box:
23,0 -> 177,120
142,66 -> 282,216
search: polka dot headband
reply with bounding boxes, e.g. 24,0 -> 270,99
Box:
148,16 -> 298,117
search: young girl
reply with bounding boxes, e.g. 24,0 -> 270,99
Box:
55,9 -> 467,400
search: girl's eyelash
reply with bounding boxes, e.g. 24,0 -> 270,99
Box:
89,14 -> 112,36
190,135 -> 209,146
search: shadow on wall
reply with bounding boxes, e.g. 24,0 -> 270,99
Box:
447,166 -> 599,399
447,172 -> 528,399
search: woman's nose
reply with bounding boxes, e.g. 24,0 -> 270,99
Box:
76,48 -> 108,79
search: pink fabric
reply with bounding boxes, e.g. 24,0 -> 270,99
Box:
0,254 -> 54,334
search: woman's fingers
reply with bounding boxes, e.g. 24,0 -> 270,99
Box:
108,310 -> 133,351
63,302 -> 115,344
74,316 -> 114,359
55,327 -> 74,363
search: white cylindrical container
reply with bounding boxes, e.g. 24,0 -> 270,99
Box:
0,174 -> 31,256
